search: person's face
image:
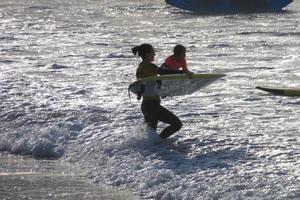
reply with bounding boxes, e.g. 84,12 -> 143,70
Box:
145,49 -> 155,62
175,51 -> 186,60
179,51 -> 186,59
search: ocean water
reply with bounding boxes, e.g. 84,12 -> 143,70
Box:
0,0 -> 299,199
0,152 -> 140,200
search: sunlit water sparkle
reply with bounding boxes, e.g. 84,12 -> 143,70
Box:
0,0 -> 300,199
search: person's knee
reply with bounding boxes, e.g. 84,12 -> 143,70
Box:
179,120 -> 183,129
178,120 -> 183,130
173,118 -> 182,131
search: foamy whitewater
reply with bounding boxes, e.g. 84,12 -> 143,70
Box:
0,0 -> 299,199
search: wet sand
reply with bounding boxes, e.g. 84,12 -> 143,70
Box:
0,153 -> 140,200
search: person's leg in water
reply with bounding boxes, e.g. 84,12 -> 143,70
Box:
141,100 -> 159,131
141,100 -> 182,139
156,105 -> 182,139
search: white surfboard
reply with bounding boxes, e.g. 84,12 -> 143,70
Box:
129,73 -> 225,98
256,86 -> 300,96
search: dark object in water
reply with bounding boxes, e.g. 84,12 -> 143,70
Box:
165,0 -> 293,13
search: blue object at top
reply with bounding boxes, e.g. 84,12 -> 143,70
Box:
165,0 -> 293,13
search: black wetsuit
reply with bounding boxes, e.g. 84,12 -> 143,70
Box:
136,61 -> 182,138
141,99 -> 182,138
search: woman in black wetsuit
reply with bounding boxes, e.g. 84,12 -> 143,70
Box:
132,44 -> 182,139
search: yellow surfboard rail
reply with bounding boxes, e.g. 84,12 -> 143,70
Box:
141,73 -> 226,81
256,86 -> 300,96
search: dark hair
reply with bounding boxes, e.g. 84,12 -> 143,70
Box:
173,44 -> 186,56
132,44 -> 154,59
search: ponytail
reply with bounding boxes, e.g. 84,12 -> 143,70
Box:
132,44 -> 154,59
132,46 -> 140,56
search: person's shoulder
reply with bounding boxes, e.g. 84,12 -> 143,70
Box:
166,55 -> 174,60
138,61 -> 148,68
138,62 -> 158,69
151,63 -> 159,69
164,55 -> 174,63
139,61 -> 145,66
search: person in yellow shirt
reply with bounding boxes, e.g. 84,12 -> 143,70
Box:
132,44 -> 182,139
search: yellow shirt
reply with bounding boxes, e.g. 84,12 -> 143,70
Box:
136,61 -> 159,79
136,61 -> 160,101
